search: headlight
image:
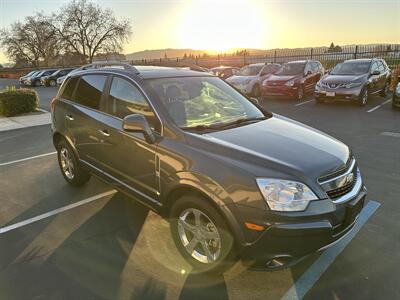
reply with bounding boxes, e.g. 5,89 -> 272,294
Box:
344,82 -> 362,88
285,80 -> 295,87
256,178 -> 318,211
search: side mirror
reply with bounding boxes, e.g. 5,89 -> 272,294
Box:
249,97 -> 259,105
371,70 -> 380,76
122,114 -> 155,144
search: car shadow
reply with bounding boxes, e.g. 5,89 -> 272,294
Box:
178,271 -> 228,300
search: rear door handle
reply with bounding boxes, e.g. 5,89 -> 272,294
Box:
65,115 -> 74,121
99,129 -> 110,137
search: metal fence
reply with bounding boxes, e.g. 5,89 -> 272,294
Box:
132,44 -> 400,70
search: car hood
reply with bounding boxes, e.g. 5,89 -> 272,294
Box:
267,74 -> 301,84
193,115 -> 350,181
321,74 -> 367,83
226,75 -> 257,84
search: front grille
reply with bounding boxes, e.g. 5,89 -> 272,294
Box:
325,167 -> 358,199
318,155 -> 353,183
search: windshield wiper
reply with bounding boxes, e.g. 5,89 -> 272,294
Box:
216,116 -> 268,129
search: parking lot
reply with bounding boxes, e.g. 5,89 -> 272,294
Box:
0,78 -> 399,300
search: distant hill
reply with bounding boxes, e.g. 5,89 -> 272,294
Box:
125,49 -> 208,61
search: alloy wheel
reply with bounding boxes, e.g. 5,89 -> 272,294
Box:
59,147 -> 75,180
178,208 -> 221,264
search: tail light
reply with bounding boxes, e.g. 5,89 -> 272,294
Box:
50,97 -> 58,113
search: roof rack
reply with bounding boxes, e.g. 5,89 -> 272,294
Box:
81,61 -> 140,74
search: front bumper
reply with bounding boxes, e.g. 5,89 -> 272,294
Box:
315,85 -> 363,101
261,84 -> 299,98
239,185 -> 367,270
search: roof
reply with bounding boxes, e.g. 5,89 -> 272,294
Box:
344,58 -> 373,63
72,65 -> 213,80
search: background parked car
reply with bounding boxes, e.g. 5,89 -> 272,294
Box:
263,60 -> 324,100
41,68 -> 74,87
210,66 -> 239,80
19,70 -> 38,85
315,58 -> 391,106
227,63 -> 281,97
26,69 -> 57,87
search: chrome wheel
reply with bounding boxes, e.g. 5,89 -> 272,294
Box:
50,80 -> 56,87
178,208 -> 221,264
60,147 -> 74,180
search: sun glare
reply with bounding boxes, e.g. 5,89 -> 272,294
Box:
178,0 -> 267,52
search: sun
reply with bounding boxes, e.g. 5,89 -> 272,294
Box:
178,0 -> 267,52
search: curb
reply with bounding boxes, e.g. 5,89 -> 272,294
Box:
0,111 -> 51,132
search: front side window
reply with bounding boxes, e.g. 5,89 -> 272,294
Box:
147,76 -> 266,129
108,76 -> 158,130
60,76 -> 79,101
75,75 -> 106,109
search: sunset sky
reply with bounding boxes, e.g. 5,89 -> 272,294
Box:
0,0 -> 399,63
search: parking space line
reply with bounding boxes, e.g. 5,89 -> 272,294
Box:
0,152 -> 57,167
0,190 -> 117,234
295,99 -> 315,107
281,200 -> 381,300
367,99 -> 392,113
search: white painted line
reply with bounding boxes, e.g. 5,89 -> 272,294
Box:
380,132 -> 400,138
295,99 -> 315,107
281,200 -> 381,300
0,190 -> 117,234
0,152 -> 57,167
367,99 -> 391,113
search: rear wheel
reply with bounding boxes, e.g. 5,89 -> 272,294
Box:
358,88 -> 368,106
49,79 -> 57,87
379,81 -> 389,97
169,194 -> 237,273
57,139 -> 91,186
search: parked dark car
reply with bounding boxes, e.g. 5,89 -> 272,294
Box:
315,58 -> 391,106
41,68 -> 74,87
393,81 -> 400,109
52,63 -> 366,272
210,66 -> 239,79
19,70 -> 38,85
26,69 -> 57,86
262,60 -> 324,100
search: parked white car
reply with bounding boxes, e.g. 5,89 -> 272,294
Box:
226,63 -> 280,97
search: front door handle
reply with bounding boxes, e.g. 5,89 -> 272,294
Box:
99,129 -> 110,137
65,115 -> 74,121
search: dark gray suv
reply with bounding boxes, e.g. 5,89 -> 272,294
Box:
51,63 -> 367,272
315,58 -> 391,105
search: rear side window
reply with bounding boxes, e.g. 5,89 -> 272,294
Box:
75,75 -> 107,110
60,77 -> 79,101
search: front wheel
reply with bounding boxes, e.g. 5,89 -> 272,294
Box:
379,81 -> 389,97
57,140 -> 91,186
49,79 -> 57,87
169,195 -> 237,273
297,86 -> 304,100
358,88 -> 368,106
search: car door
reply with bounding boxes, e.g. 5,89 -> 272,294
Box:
97,75 -> 161,205
303,63 -> 315,92
377,61 -> 387,89
369,61 -> 381,93
63,74 -> 109,167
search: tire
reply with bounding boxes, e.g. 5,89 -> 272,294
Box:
57,139 -> 91,186
297,86 -> 304,100
379,81 -> 389,97
169,194 -> 237,273
49,79 -> 57,87
358,88 -> 368,106
251,84 -> 261,98
34,80 -> 41,87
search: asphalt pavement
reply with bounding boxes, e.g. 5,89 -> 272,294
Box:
0,79 -> 399,300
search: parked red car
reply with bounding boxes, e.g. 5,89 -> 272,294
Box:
262,60 -> 324,100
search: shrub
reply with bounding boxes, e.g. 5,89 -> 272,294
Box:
390,64 -> 400,92
0,88 -> 39,117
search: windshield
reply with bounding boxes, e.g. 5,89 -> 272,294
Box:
237,65 -> 263,76
147,76 -> 266,129
276,63 -> 305,76
330,61 -> 370,75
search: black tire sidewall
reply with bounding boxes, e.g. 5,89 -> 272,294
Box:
169,195 -> 236,273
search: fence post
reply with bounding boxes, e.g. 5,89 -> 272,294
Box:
243,50 -> 246,66
354,45 -> 358,59
218,54 -> 220,66
195,55 -> 198,65
274,50 -> 277,63
310,48 -> 313,59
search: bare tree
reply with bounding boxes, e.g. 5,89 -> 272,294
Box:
0,13 -> 59,66
50,0 -> 132,63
